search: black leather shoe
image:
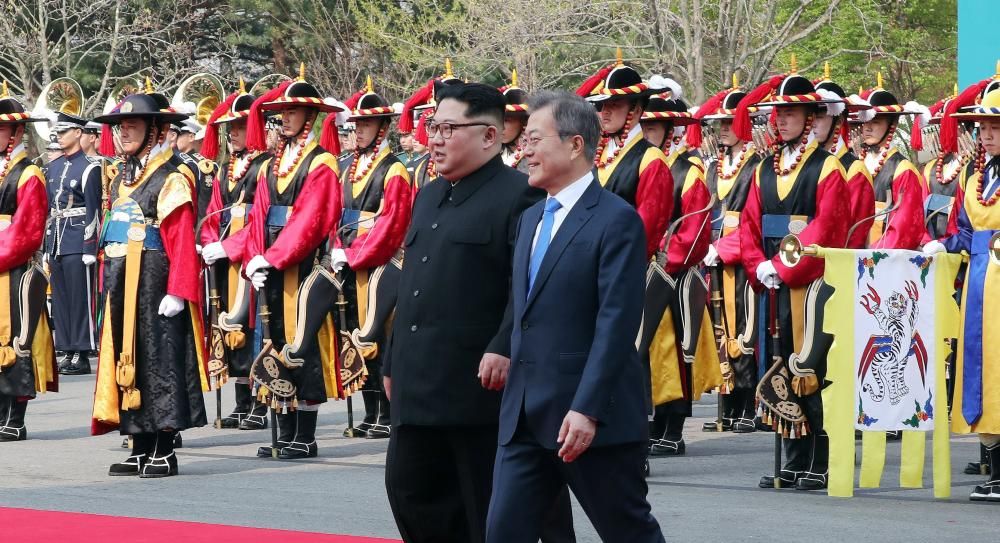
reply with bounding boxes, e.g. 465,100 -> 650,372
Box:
649,439 -> 685,456
256,441 -> 289,458
345,421 -> 372,438
970,481 -> 1000,502
365,424 -> 390,439
758,474 -> 796,489
239,413 -> 268,430
220,411 -> 246,429
702,419 -> 733,432
60,353 -> 91,375
965,462 -> 986,475
109,454 -> 146,476
795,476 -> 827,490
732,418 -> 757,433
754,416 -> 772,432
0,425 -> 26,441
139,452 -> 178,478
277,441 -> 318,459
56,352 -> 72,373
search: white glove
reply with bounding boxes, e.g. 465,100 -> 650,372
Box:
702,244 -> 720,267
329,248 -> 349,272
82,254 -> 97,266
251,270 -> 268,290
195,244 -> 203,255
158,294 -> 185,317
922,240 -> 946,255
42,253 -> 49,266
202,242 -> 228,265
756,260 -> 782,289
245,254 -> 272,277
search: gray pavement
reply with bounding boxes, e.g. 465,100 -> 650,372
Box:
1,373 -> 995,542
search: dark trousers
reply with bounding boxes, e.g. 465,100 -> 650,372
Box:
486,427 -> 664,543
49,254 -> 95,351
386,424 -> 575,543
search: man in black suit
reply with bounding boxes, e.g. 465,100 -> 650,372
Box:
486,91 -> 665,543
383,83 -> 572,543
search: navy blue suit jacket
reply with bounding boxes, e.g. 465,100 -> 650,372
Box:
499,179 -> 649,449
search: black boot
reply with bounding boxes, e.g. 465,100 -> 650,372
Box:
110,433 -> 154,476
650,414 -> 686,456
257,411 -> 295,457
351,388 -> 379,438
56,352 -> 72,373
278,410 -> 318,459
795,432 -> 829,490
221,383 -> 251,429
365,390 -> 390,439
140,430 -> 179,478
239,394 -> 268,430
703,392 -> 735,432
732,391 -> 757,434
970,443 -> 1000,502
0,397 -> 26,441
759,436 -> 809,489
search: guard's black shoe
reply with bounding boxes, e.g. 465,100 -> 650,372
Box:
649,439 -> 685,456
238,413 -> 268,430
256,441 -> 289,458
365,424 -> 390,439
886,430 -> 902,441
970,481 -> 1000,502
277,440 -> 318,459
0,424 -> 25,441
346,422 -> 372,438
754,416 -> 772,432
173,433 -> 183,448
60,352 -> 91,375
732,418 -> 757,433
965,462 -> 986,475
109,454 -> 146,476
56,352 -> 72,373
121,436 -> 131,449
759,474 -> 796,489
701,419 -> 733,432
795,476 -> 827,491
139,452 -> 178,478
220,411 -> 247,429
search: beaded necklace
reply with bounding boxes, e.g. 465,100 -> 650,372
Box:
594,110 -> 634,169
272,120 -> 313,179
349,126 -> 387,184
228,151 -> 258,186
976,146 -> 1000,206
933,152 -> 968,186
122,131 -> 161,188
860,124 -> 896,179
717,142 -> 749,181
773,116 -> 813,177
0,137 -> 14,184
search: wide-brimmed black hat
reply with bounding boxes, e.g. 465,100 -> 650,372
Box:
259,66 -> 344,114
501,71 -> 528,117
756,75 -> 841,107
641,94 -> 697,126
346,77 -> 398,121
92,93 -> 189,125
0,82 -> 46,124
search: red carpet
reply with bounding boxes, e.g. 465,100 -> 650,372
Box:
0,507 -> 401,542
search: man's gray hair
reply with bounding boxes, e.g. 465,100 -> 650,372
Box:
528,91 -> 600,160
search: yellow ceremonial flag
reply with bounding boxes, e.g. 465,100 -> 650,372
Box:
820,248 -> 962,498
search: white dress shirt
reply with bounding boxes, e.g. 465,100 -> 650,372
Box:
531,171 -> 594,252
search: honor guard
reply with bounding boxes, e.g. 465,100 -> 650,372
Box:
499,71 -> 529,173
698,79 -> 765,433
736,71 -> 850,490
241,68 -> 344,460
926,87 -> 1000,502
328,77 -> 412,439
577,51 -> 674,259
91,93 -> 209,477
200,81 -> 272,430
636,79 -> 717,456
0,82 -> 58,442
44,112 -> 102,376
855,74 -> 927,250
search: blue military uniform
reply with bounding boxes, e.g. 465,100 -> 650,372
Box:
44,113 -> 102,374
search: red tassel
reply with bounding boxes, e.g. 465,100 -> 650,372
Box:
686,88 -> 730,148
201,92 -> 239,161
414,109 -> 432,146
342,87 -> 367,113
941,78 -> 991,154
928,97 -> 946,118
733,74 -> 786,142
246,81 -> 293,152
319,113 -> 341,156
99,123 -> 116,157
575,64 -> 614,97
399,79 -> 435,134
840,117 -> 850,147
910,113 -> 923,151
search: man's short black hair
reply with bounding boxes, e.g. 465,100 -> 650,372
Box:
435,83 -> 505,127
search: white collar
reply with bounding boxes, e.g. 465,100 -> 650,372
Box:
607,123 -> 643,154
548,171 -> 593,210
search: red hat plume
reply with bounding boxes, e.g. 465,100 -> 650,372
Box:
246,80 -> 294,152
941,78 -> 991,154
685,88 -> 729,148
319,113 -> 341,156
399,79 -> 434,134
575,64 -> 614,97
733,74 -> 786,142
200,92 -> 238,161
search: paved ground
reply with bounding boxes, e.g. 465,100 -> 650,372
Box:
1,374 -> 995,542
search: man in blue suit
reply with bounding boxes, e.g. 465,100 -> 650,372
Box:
486,91 -> 664,542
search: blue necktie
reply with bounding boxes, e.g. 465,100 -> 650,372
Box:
529,198 -> 562,292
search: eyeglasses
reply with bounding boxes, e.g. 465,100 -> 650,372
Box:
426,121 -> 493,140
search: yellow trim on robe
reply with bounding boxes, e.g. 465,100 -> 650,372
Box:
93,296 -> 120,426
596,135 -> 646,187
277,141 -> 320,194
156,172 -> 194,222
31,314 -> 55,394
716,149 -> 755,199
690,306 -> 723,398
649,307 -> 683,405
309,149 -> 340,176
18,162 -> 44,189
350,147 -> 393,198
893,155 -> 921,188
847,158 -> 873,186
